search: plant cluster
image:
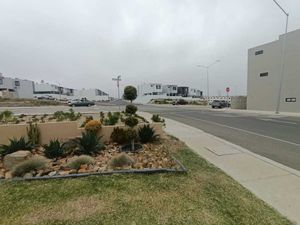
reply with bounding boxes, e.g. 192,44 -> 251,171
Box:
53,109 -> 81,122
84,120 -> 102,133
138,125 -> 158,143
73,132 -> 104,155
109,153 -> 134,169
11,156 -> 48,177
44,139 -> 65,159
26,123 -> 40,146
103,112 -> 120,125
151,114 -> 165,123
0,137 -> 32,156
125,104 -> 137,115
0,110 -> 16,123
66,155 -> 95,170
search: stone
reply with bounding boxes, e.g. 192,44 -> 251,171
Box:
5,171 -> 12,179
58,171 -> 70,176
69,169 -> 77,174
3,151 -> 32,170
48,171 -> 57,177
78,168 -> 88,173
23,173 -> 33,179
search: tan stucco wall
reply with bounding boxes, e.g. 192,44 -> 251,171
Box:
247,29 -> 300,112
0,122 -> 163,145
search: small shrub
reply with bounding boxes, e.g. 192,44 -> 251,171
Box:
11,156 -> 48,177
44,139 -> 65,159
19,114 -> 26,118
138,125 -> 159,143
109,153 -> 135,169
67,109 -> 81,121
73,132 -> 104,155
85,120 -> 102,133
100,111 -> 105,123
26,123 -> 40,146
67,155 -> 95,170
125,104 -> 137,115
123,86 -> 137,103
0,137 -> 32,156
151,114 -> 165,123
0,110 -> 15,123
104,112 -> 119,125
111,127 -> 130,144
80,116 -> 94,127
124,116 -> 139,128
53,111 -> 65,121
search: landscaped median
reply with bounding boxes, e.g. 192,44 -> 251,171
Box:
0,136 -> 293,225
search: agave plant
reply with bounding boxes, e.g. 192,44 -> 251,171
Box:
138,125 -> 159,143
0,137 -> 32,156
73,132 -> 104,155
43,139 -> 65,159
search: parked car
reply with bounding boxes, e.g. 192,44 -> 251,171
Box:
172,99 -> 188,105
37,95 -> 55,100
211,100 -> 230,108
68,98 -> 95,107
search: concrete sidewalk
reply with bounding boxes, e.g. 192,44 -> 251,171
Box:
140,112 -> 300,224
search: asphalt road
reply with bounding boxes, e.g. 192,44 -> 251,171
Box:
1,104 -> 300,171
140,105 -> 300,171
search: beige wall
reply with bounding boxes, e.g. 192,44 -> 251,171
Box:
0,122 -> 163,145
247,29 -> 300,112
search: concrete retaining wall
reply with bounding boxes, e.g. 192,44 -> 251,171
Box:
0,122 -> 163,145
231,96 -> 247,109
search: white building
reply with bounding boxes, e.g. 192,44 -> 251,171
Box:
138,83 -> 163,96
247,29 -> 300,113
0,75 -> 34,99
188,88 -> 203,98
162,85 -> 177,96
73,89 -> 109,101
0,74 -> 110,101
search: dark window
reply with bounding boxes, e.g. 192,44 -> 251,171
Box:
255,50 -> 264,55
15,80 -> 20,86
286,98 -> 296,103
260,72 -> 268,77
0,79 -> 3,85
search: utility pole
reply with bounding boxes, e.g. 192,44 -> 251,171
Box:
112,75 -> 122,111
197,59 -> 220,105
273,0 -> 289,114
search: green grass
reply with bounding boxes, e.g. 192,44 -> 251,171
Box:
0,145 -> 293,225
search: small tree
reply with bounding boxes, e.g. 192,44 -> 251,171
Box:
123,86 -> 137,103
124,116 -> 138,151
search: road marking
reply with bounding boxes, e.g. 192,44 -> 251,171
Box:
170,113 -> 300,147
259,118 -> 297,125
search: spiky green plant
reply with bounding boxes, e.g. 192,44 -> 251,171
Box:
44,139 -> 65,159
0,137 -> 32,156
138,125 -> 159,143
73,132 -> 104,155
0,110 -> 15,123
26,123 -> 40,146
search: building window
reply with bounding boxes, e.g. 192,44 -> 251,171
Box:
286,98 -> 296,103
260,72 -> 268,77
15,80 -> 20,86
0,79 -> 3,85
156,85 -> 161,89
255,50 -> 264,55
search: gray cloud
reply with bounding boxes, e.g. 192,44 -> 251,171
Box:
1,0 -> 300,97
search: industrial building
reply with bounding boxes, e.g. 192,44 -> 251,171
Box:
247,29 -> 300,113
0,74 -> 109,101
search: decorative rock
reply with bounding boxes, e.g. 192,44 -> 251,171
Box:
58,171 -> 70,176
78,168 -> 87,173
69,169 -> 77,174
3,151 -> 32,170
48,171 -> 57,177
23,173 -> 33,179
5,171 -> 12,179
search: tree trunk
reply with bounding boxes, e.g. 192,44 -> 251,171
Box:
131,139 -> 135,151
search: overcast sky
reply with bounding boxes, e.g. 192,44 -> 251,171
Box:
1,0 -> 300,97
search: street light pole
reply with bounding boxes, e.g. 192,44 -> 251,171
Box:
273,0 -> 289,114
112,75 -> 122,111
197,59 -> 220,105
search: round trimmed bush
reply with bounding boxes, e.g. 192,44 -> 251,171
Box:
125,104 -> 138,115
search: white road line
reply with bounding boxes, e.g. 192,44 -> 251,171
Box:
259,118 -> 297,125
171,113 -> 300,147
